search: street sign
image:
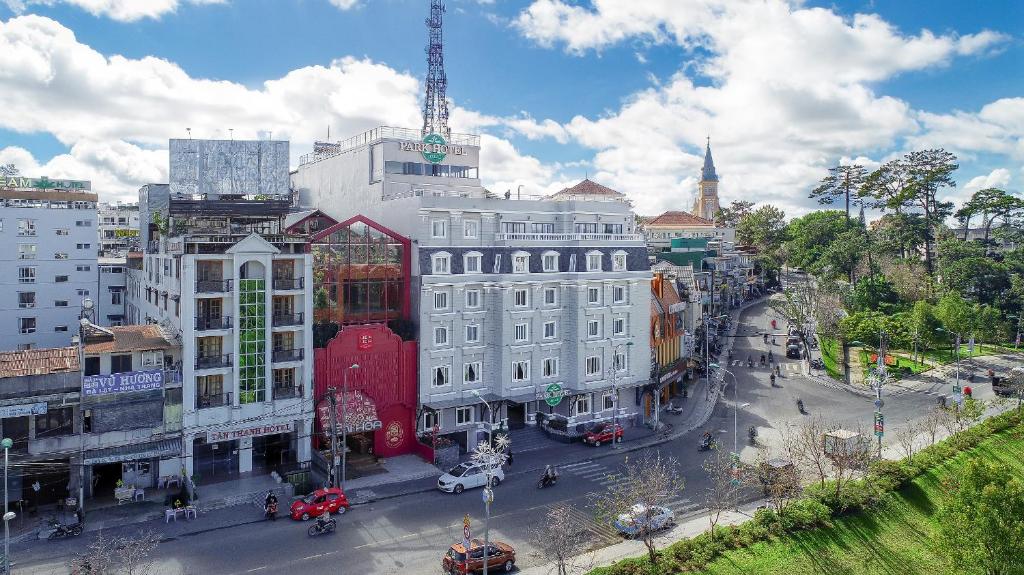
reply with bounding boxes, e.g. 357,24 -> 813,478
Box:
463,514 -> 470,548
541,383 -> 567,407
874,412 -> 884,437
482,488 -> 493,504
873,398 -> 884,410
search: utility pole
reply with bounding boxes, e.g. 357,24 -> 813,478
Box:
3,437 -> 12,575
341,363 -> 359,492
326,387 -> 339,487
873,330 -> 887,460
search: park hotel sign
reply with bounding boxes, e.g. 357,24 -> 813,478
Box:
399,133 -> 466,164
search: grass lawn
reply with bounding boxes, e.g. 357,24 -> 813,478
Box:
700,420 -> 1024,575
817,337 -> 843,381
855,350 -> 929,381
921,343 -> 1022,365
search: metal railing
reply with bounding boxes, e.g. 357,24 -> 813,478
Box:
493,232 -> 644,242
299,126 -> 480,165
196,279 -> 233,293
272,313 -> 304,327
272,385 -> 303,401
272,277 -> 304,290
196,392 -> 232,409
195,354 -> 232,370
195,316 -> 232,331
272,348 -> 304,363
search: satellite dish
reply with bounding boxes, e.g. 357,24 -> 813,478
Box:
82,298 -> 94,310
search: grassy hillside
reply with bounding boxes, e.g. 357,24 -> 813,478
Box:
701,421 -> 1024,575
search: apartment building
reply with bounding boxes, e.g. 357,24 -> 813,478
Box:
126,139 -> 314,480
97,202 -> 140,256
0,176 -> 98,351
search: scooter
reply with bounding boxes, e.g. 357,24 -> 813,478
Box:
747,357 -> 754,368
265,501 -> 278,521
665,401 -> 684,415
770,373 -> 777,387
46,520 -> 83,540
698,434 -> 716,451
796,399 -> 806,414
537,473 -> 560,489
307,517 -> 337,537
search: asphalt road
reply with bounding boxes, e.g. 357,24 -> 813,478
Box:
12,296 -> 948,575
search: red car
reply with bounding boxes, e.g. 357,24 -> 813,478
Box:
290,487 -> 350,520
583,422 -> 624,446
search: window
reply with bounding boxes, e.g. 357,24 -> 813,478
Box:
492,254 -> 501,273
543,321 -> 556,339
586,252 -> 603,272
464,252 -> 482,273
542,357 -> 559,377
434,326 -> 449,346
603,392 -> 615,411
431,252 -> 451,275
511,360 -> 530,381
542,252 -> 559,272
465,289 -> 481,308
514,289 -> 528,307
455,406 -> 473,426
574,223 -> 598,234
585,356 -> 601,376
463,220 -> 479,238
54,325 -> 68,332
84,357 -> 100,376
502,222 -> 526,233
54,300 -> 69,308
612,251 -> 628,271
18,292 -> 35,308
76,289 -> 89,296
434,291 -> 449,310
513,253 -> 530,274
16,343 -> 33,351
55,275 -> 68,283
432,365 -> 450,387
588,287 -> 600,304
111,291 -> 122,305
431,220 -> 447,238
110,354 -> 132,374
19,318 -> 36,334
464,362 -> 481,384
603,223 -> 624,235
17,219 -> 36,236
514,323 -> 529,342
36,407 -> 73,437
613,317 -> 626,336
613,352 -> 628,372
141,350 -> 163,367
571,394 -> 592,416
422,411 -> 440,431
588,319 -> 600,337
76,265 -> 91,272
544,287 -> 557,305
76,243 -> 91,250
465,324 -> 480,343
18,244 -> 36,260
75,220 -> 92,227
613,285 -> 626,303
532,222 -> 554,233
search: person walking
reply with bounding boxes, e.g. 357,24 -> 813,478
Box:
505,447 -> 513,468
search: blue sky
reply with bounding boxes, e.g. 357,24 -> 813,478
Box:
0,0 -> 1020,217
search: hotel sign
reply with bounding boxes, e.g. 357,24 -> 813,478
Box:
83,369 -> 164,396
0,402 -> 48,419
399,133 -> 466,164
1,176 -> 90,191
208,422 -> 294,443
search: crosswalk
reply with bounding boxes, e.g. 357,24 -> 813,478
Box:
559,460 -> 703,529
726,360 -> 803,372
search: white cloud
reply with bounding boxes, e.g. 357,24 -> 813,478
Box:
0,14 -> 557,204
327,0 -> 360,10
963,168 -> 1012,193
3,0 -> 225,22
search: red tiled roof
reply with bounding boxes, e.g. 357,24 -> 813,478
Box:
84,325 -> 173,355
0,347 -> 79,378
549,179 -> 624,199
646,211 -> 714,226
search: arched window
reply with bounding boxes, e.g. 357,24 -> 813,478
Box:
612,250 -> 628,271
541,250 -> 559,272
463,251 -> 483,274
512,251 -> 530,274
431,252 -> 451,275
585,250 -> 603,272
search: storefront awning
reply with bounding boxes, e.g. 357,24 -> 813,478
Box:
317,389 -> 381,435
421,392 -> 502,411
84,438 -> 181,465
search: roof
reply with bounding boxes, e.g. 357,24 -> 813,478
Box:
548,178 -> 625,200
655,252 -> 706,268
0,347 -> 79,378
83,324 -> 174,354
701,139 -> 719,182
646,211 -> 714,227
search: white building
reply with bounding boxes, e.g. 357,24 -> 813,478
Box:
642,211 -> 735,254
98,256 -> 127,327
126,139 -> 313,480
98,202 -> 140,256
0,176 -> 98,351
292,127 -> 653,450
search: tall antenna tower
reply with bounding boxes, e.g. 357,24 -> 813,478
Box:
422,0 -> 450,139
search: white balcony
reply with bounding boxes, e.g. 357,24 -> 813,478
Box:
493,232 -> 645,242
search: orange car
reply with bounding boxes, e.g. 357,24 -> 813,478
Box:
442,539 -> 516,574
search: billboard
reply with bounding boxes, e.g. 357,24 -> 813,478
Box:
83,369 -> 165,396
168,139 -> 290,198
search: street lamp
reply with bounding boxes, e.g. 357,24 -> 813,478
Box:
341,363 -> 359,492
2,436 -> 12,575
702,314 -> 729,400
607,341 -> 634,447
935,328 -> 963,404
850,335 -> 887,459
469,389 -> 501,575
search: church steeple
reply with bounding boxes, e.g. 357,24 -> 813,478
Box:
701,136 -> 718,182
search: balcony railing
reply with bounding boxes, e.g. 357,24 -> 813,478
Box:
196,279 -> 233,293
272,348 -> 304,363
272,313 -> 304,327
196,392 -> 232,409
493,232 -> 645,242
272,385 -> 303,401
195,354 -> 232,370
272,277 -> 304,290
196,316 -> 232,331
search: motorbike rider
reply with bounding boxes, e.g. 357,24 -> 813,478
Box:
315,509 -> 331,531
797,398 -> 805,413
770,373 -> 776,386
542,465 -> 559,485
760,354 -> 766,367
747,355 -> 754,367
763,333 -> 768,344
748,426 -> 757,439
264,490 -> 278,520
767,350 -> 774,364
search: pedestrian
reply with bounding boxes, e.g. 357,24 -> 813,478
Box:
505,447 -> 513,468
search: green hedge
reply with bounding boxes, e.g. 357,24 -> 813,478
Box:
588,408 -> 1024,575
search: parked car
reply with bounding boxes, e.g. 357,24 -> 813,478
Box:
289,487 -> 350,521
583,422 -> 624,446
442,539 -> 516,574
786,343 -> 802,359
437,461 -> 504,494
612,504 -> 675,538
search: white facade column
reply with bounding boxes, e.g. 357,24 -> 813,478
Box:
238,436 -> 253,473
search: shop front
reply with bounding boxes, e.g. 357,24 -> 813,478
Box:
190,422 -> 296,482
83,438 -> 181,497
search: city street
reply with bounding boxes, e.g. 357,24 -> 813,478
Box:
11,299 -> 951,575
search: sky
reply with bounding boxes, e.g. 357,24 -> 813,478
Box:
0,0 -> 1021,219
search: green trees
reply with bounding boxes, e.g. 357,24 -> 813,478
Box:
809,164 -> 867,222
955,188 -> 1024,252
849,274 -> 900,313
736,204 -> 788,278
935,459 -> 1024,575
713,200 -> 755,228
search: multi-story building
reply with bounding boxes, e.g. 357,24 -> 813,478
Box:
0,176 -> 98,351
292,127 -> 652,451
97,202 -> 140,256
642,211 -> 734,254
97,256 -> 128,327
126,138 -> 314,481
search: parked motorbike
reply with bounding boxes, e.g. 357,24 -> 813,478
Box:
809,358 -> 825,370
47,520 -> 83,541
698,433 -> 716,451
307,517 -> 337,537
